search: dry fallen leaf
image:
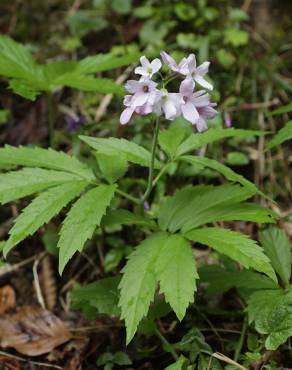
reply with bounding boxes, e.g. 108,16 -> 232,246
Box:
40,255 -> 57,310
0,285 -> 16,314
0,305 -> 71,356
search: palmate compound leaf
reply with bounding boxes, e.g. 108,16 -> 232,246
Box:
119,233 -> 198,343
185,228 -> 277,282
80,135 -> 161,169
176,127 -> 266,156
247,289 -> 292,350
58,184 -> 116,274
159,184 -> 256,233
102,209 -> 157,230
265,120 -> 292,150
259,227 -> 291,287
3,181 -> 88,257
0,145 -> 94,180
0,168 -> 86,204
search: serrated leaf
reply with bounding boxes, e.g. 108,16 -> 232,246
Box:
259,227 -> 291,287
58,184 -> 116,274
176,128 -> 265,156
0,168 -> 85,204
0,145 -> 94,180
180,155 -> 262,196
269,102 -> 292,116
247,289 -> 292,350
181,202 -> 276,232
96,152 -> 128,184
154,234 -> 198,320
77,52 -> 140,74
8,79 -> 40,101
71,276 -> 121,316
158,125 -> 186,160
185,227 -> 276,281
159,184 -> 255,233
3,181 -> 88,257
80,135 -> 161,169
265,120 -> 292,150
199,265 -> 278,296
118,232 -> 168,344
102,209 -> 156,229
58,75 -> 125,95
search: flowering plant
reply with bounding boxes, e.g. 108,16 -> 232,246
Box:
120,51 -> 217,131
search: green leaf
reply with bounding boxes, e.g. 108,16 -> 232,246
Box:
111,0 -> 132,14
3,181 -> 88,257
216,49 -> 236,69
185,227 -> 276,281
224,28 -> 249,47
269,102 -> 292,116
159,184 -> 255,233
71,276 -> 121,316
0,168 -> 85,204
118,232 -> 168,344
181,202 -> 275,232
66,10 -> 108,37
247,289 -> 292,350
226,151 -> 249,166
8,79 -> 40,101
265,120 -> 292,150
158,125 -> 186,160
58,184 -> 116,274
259,227 -> 291,287
58,75 -> 125,95
0,35 -> 37,80
96,152 -> 128,184
102,209 -> 156,229
154,234 -> 198,320
176,128 -> 265,156
164,356 -> 187,370
0,145 -> 94,180
180,155 -> 262,195
199,265 -> 278,296
112,351 -> 132,365
77,52 -> 140,74
80,135 -> 161,168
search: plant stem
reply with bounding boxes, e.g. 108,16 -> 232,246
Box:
141,116 -> 160,204
234,316 -> 248,362
116,189 -> 140,205
154,328 -> 178,361
152,162 -> 171,187
47,92 -> 55,148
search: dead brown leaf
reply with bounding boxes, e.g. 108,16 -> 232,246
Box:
0,285 -> 16,314
0,305 -> 71,356
40,255 -> 57,310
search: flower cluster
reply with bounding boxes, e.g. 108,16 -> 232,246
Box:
120,51 -> 217,132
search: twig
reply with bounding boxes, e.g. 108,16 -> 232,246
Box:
226,99 -> 278,113
33,257 -> 46,309
0,252 -> 45,277
0,350 -> 62,369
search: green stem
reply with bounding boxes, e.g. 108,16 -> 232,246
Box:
152,162 -> 171,187
234,316 -> 248,362
47,92 -> 55,148
116,189 -> 140,205
154,328 -> 178,361
141,116 -> 160,204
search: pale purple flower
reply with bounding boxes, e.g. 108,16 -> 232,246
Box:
65,114 -> 86,132
160,51 -> 189,75
224,111 -> 232,128
134,56 -> 162,78
196,102 -> 217,132
185,54 -> 213,90
178,78 -> 213,128
154,89 -> 183,120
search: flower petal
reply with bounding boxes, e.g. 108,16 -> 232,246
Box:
163,99 -> 177,119
140,56 -> 150,68
134,66 -> 148,76
195,75 -> 213,90
151,58 -> 162,73
125,80 -> 141,93
186,53 -> 197,72
181,101 -> 199,124
197,61 -> 210,75
120,107 -> 135,125
179,78 -> 195,96
131,92 -> 148,107
196,117 -> 208,132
